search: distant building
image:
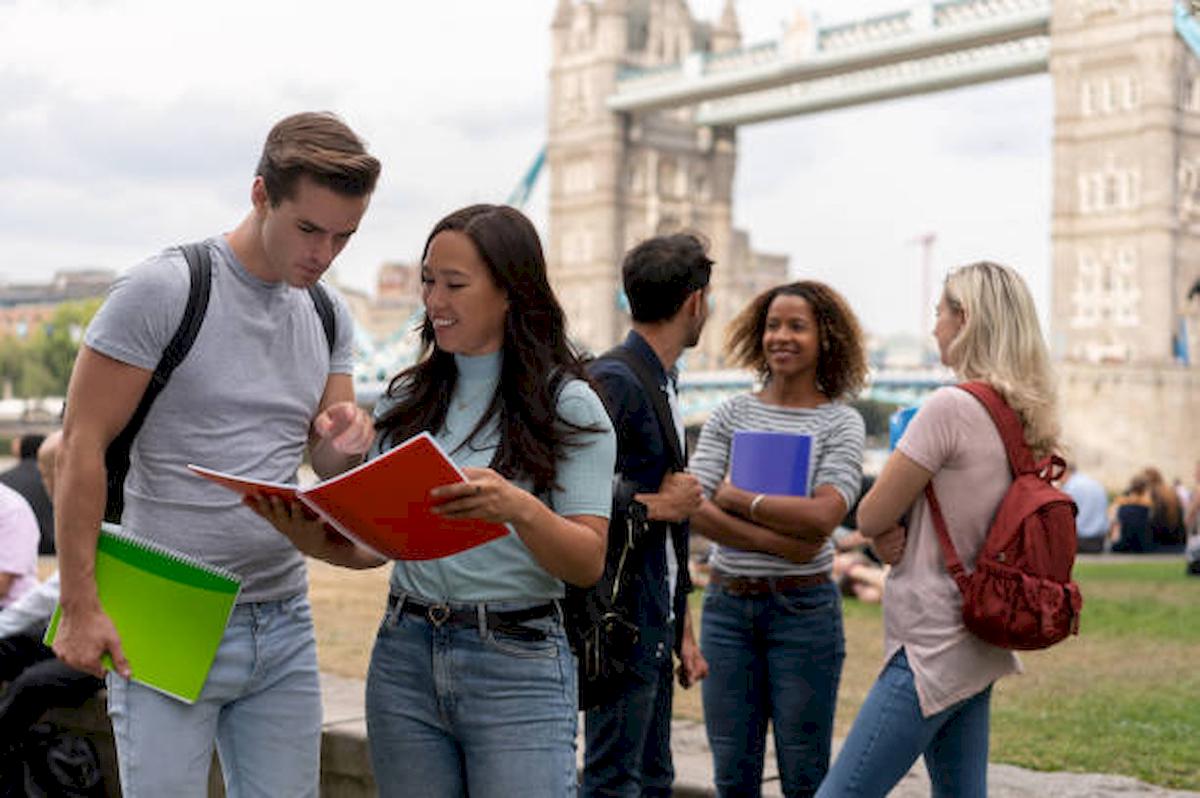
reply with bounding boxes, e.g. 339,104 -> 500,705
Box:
0,270 -> 115,339
331,262 -> 422,348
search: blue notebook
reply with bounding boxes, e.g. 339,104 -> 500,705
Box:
730,431 -> 813,496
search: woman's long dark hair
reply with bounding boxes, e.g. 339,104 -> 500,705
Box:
375,204 -> 596,494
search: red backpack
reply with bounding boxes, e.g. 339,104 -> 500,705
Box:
924,382 -> 1083,650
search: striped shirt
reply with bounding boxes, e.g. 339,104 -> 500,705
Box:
688,393 -> 865,577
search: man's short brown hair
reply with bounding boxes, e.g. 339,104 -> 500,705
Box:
256,112 -> 381,205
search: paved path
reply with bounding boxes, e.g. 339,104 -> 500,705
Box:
660,718 -> 1200,797
325,674 -> 1199,797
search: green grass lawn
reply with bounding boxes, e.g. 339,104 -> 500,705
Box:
677,560 -> 1200,790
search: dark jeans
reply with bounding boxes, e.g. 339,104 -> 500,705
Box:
0,631 -> 103,749
701,581 -> 845,798
582,633 -> 675,798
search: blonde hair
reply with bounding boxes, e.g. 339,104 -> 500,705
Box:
942,261 -> 1060,457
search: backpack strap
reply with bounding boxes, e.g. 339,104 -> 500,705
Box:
926,382 -> 1023,595
118,241 -> 212,444
307,283 -> 337,356
593,345 -> 693,650
924,482 -> 971,594
104,242 -> 212,522
595,346 -> 685,470
956,382 -> 1036,475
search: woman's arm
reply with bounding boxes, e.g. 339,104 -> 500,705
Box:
690,499 -> 825,564
711,482 -> 847,543
432,467 -> 606,586
856,451 -> 934,538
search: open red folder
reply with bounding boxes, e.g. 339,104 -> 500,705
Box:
188,432 -> 509,561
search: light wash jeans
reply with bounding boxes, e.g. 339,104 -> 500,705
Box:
106,593 -> 321,798
701,581 -> 845,798
816,648 -> 992,798
366,591 -> 578,798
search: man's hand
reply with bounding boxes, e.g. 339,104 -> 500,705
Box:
53,605 -> 130,680
677,635 -> 709,688
312,401 -> 374,457
635,472 -> 702,523
871,524 -> 907,565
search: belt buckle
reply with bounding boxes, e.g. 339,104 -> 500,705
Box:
427,604 -> 451,626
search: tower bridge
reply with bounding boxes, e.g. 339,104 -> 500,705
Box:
541,0 -> 1200,487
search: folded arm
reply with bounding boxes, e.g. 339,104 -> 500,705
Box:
690,499 -> 826,564
856,451 -> 933,539
712,482 -> 848,544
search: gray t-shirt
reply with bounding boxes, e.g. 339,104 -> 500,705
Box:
84,236 -> 354,602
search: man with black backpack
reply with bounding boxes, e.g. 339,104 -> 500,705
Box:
52,112 -> 380,796
581,234 -> 712,798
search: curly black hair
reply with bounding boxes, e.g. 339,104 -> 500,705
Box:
725,280 -> 867,400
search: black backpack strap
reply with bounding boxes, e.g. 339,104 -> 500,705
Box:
594,345 -> 693,651
595,346 -> 686,470
104,242 -> 212,522
307,283 -> 336,356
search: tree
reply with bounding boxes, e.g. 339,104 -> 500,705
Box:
0,298 -> 103,398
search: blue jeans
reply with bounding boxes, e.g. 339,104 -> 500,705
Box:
106,593 -> 321,798
582,626 -> 675,798
816,649 -> 992,798
366,591 -> 578,798
701,580 -> 845,798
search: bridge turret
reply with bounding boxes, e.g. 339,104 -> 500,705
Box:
711,0 -> 741,54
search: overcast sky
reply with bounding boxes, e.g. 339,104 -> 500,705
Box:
0,0 -> 1050,339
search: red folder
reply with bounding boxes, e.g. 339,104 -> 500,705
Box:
188,432 -> 509,560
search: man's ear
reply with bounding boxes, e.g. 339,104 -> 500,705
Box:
250,176 -> 270,214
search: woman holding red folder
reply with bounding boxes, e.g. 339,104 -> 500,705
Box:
254,205 -> 616,797
688,280 -> 868,797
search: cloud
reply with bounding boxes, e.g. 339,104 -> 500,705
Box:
0,0 -> 1053,341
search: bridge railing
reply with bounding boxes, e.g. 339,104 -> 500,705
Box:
609,0 -> 1051,115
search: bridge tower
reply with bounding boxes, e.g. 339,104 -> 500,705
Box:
1051,0 -> 1200,363
548,0 -> 786,368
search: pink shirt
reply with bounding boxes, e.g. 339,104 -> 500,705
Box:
888,386 -> 1022,716
0,482 -> 39,608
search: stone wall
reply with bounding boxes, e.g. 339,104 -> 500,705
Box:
1057,362 -> 1200,490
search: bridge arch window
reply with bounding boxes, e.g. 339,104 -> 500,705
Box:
1185,74 -> 1200,113
658,158 -> 679,198
564,158 -> 595,196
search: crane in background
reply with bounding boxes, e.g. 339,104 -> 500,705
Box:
909,231 -> 937,338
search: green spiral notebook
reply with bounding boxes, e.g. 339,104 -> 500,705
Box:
44,524 -> 242,704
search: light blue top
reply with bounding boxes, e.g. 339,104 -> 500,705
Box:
371,350 -> 616,602
1064,472 -> 1109,538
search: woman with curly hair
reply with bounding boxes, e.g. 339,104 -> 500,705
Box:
688,280 -> 867,797
817,261 -> 1061,798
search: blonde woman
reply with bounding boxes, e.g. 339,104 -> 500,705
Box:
817,261 -> 1060,798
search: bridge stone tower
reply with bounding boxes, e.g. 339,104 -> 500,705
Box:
548,0 -> 786,368
1051,0 -> 1200,363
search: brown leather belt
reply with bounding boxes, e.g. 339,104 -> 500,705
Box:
708,570 -> 831,596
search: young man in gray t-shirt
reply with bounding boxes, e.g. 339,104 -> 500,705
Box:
52,112 -> 381,797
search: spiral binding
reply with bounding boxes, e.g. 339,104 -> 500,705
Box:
99,522 -> 241,585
